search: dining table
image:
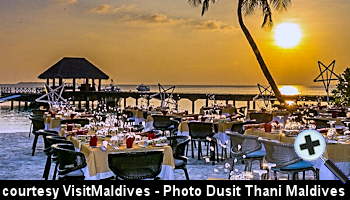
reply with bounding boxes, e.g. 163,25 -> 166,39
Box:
66,133 -> 175,180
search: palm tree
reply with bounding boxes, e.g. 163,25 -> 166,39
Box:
188,0 -> 291,104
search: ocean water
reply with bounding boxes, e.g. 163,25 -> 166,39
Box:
0,84 -> 331,133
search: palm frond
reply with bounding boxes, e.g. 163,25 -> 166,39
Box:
242,0 -> 260,16
187,0 -> 216,16
261,0 -> 273,28
269,0 -> 291,11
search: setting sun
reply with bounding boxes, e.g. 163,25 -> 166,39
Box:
274,23 -> 302,48
279,86 -> 300,96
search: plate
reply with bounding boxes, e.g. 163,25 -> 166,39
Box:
154,143 -> 168,147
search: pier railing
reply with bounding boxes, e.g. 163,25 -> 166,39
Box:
0,86 -> 330,112
0,87 -> 45,94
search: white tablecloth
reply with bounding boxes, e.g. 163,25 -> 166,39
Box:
82,165 -> 174,180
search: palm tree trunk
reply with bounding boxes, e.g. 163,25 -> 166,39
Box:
237,0 -> 285,104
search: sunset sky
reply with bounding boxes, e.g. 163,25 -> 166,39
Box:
1,0 -> 350,86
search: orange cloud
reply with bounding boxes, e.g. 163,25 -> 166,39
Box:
90,4 -> 136,14
56,0 -> 78,5
194,20 -> 235,31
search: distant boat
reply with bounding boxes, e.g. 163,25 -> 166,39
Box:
136,84 -> 150,92
105,84 -> 121,92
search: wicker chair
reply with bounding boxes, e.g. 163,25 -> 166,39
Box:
51,143 -> 87,180
259,138 -> 319,180
152,115 -> 178,137
31,126 -> 58,156
227,132 -> 265,172
28,110 -> 46,137
108,150 -> 164,180
313,118 -> 330,129
188,122 -> 219,164
167,136 -> 191,180
249,112 -> 273,123
43,136 -> 73,180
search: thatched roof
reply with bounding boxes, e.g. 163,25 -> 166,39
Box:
38,57 -> 109,79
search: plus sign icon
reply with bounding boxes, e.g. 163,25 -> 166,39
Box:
294,129 -> 326,161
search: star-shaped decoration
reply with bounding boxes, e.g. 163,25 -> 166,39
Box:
206,94 -> 216,106
313,60 -> 340,102
150,83 -> 177,109
253,84 -> 274,108
36,84 -> 68,108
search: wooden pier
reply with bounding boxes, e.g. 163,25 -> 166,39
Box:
0,86 -> 330,113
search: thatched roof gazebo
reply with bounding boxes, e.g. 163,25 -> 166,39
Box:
38,57 -> 109,91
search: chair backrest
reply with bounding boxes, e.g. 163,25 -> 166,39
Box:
30,116 -> 45,132
231,121 -> 257,134
167,136 -> 191,157
108,150 -> 164,180
44,136 -> 72,151
32,109 -> 46,116
227,132 -> 262,155
249,112 -> 273,123
51,144 -> 86,172
259,138 -> 301,168
152,115 -> 173,129
313,119 -> 329,129
123,110 -> 134,118
61,118 -> 90,127
188,122 -> 214,139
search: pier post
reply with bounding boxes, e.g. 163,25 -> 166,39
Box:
253,101 -> 256,110
73,78 -> 76,92
98,79 -> 101,91
124,98 -> 127,108
86,97 -> 90,110
226,100 -> 229,105
18,101 -> 21,111
10,101 -> 14,110
135,98 -> 138,106
247,101 -> 250,110
205,99 -> 209,107
233,100 -> 236,107
24,101 -> 28,110
78,101 -> 82,109
147,99 -> 150,107
191,100 -> 195,114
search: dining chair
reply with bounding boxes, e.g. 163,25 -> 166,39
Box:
188,121 -> 219,164
152,115 -> 178,137
42,136 -> 73,180
259,138 -> 319,180
31,128 -> 58,156
28,109 -> 46,137
249,112 -> 273,123
227,132 -> 265,173
167,136 -> 191,180
51,143 -> 87,180
108,150 -> 164,180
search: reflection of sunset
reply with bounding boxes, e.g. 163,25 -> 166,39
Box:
279,86 -> 300,96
